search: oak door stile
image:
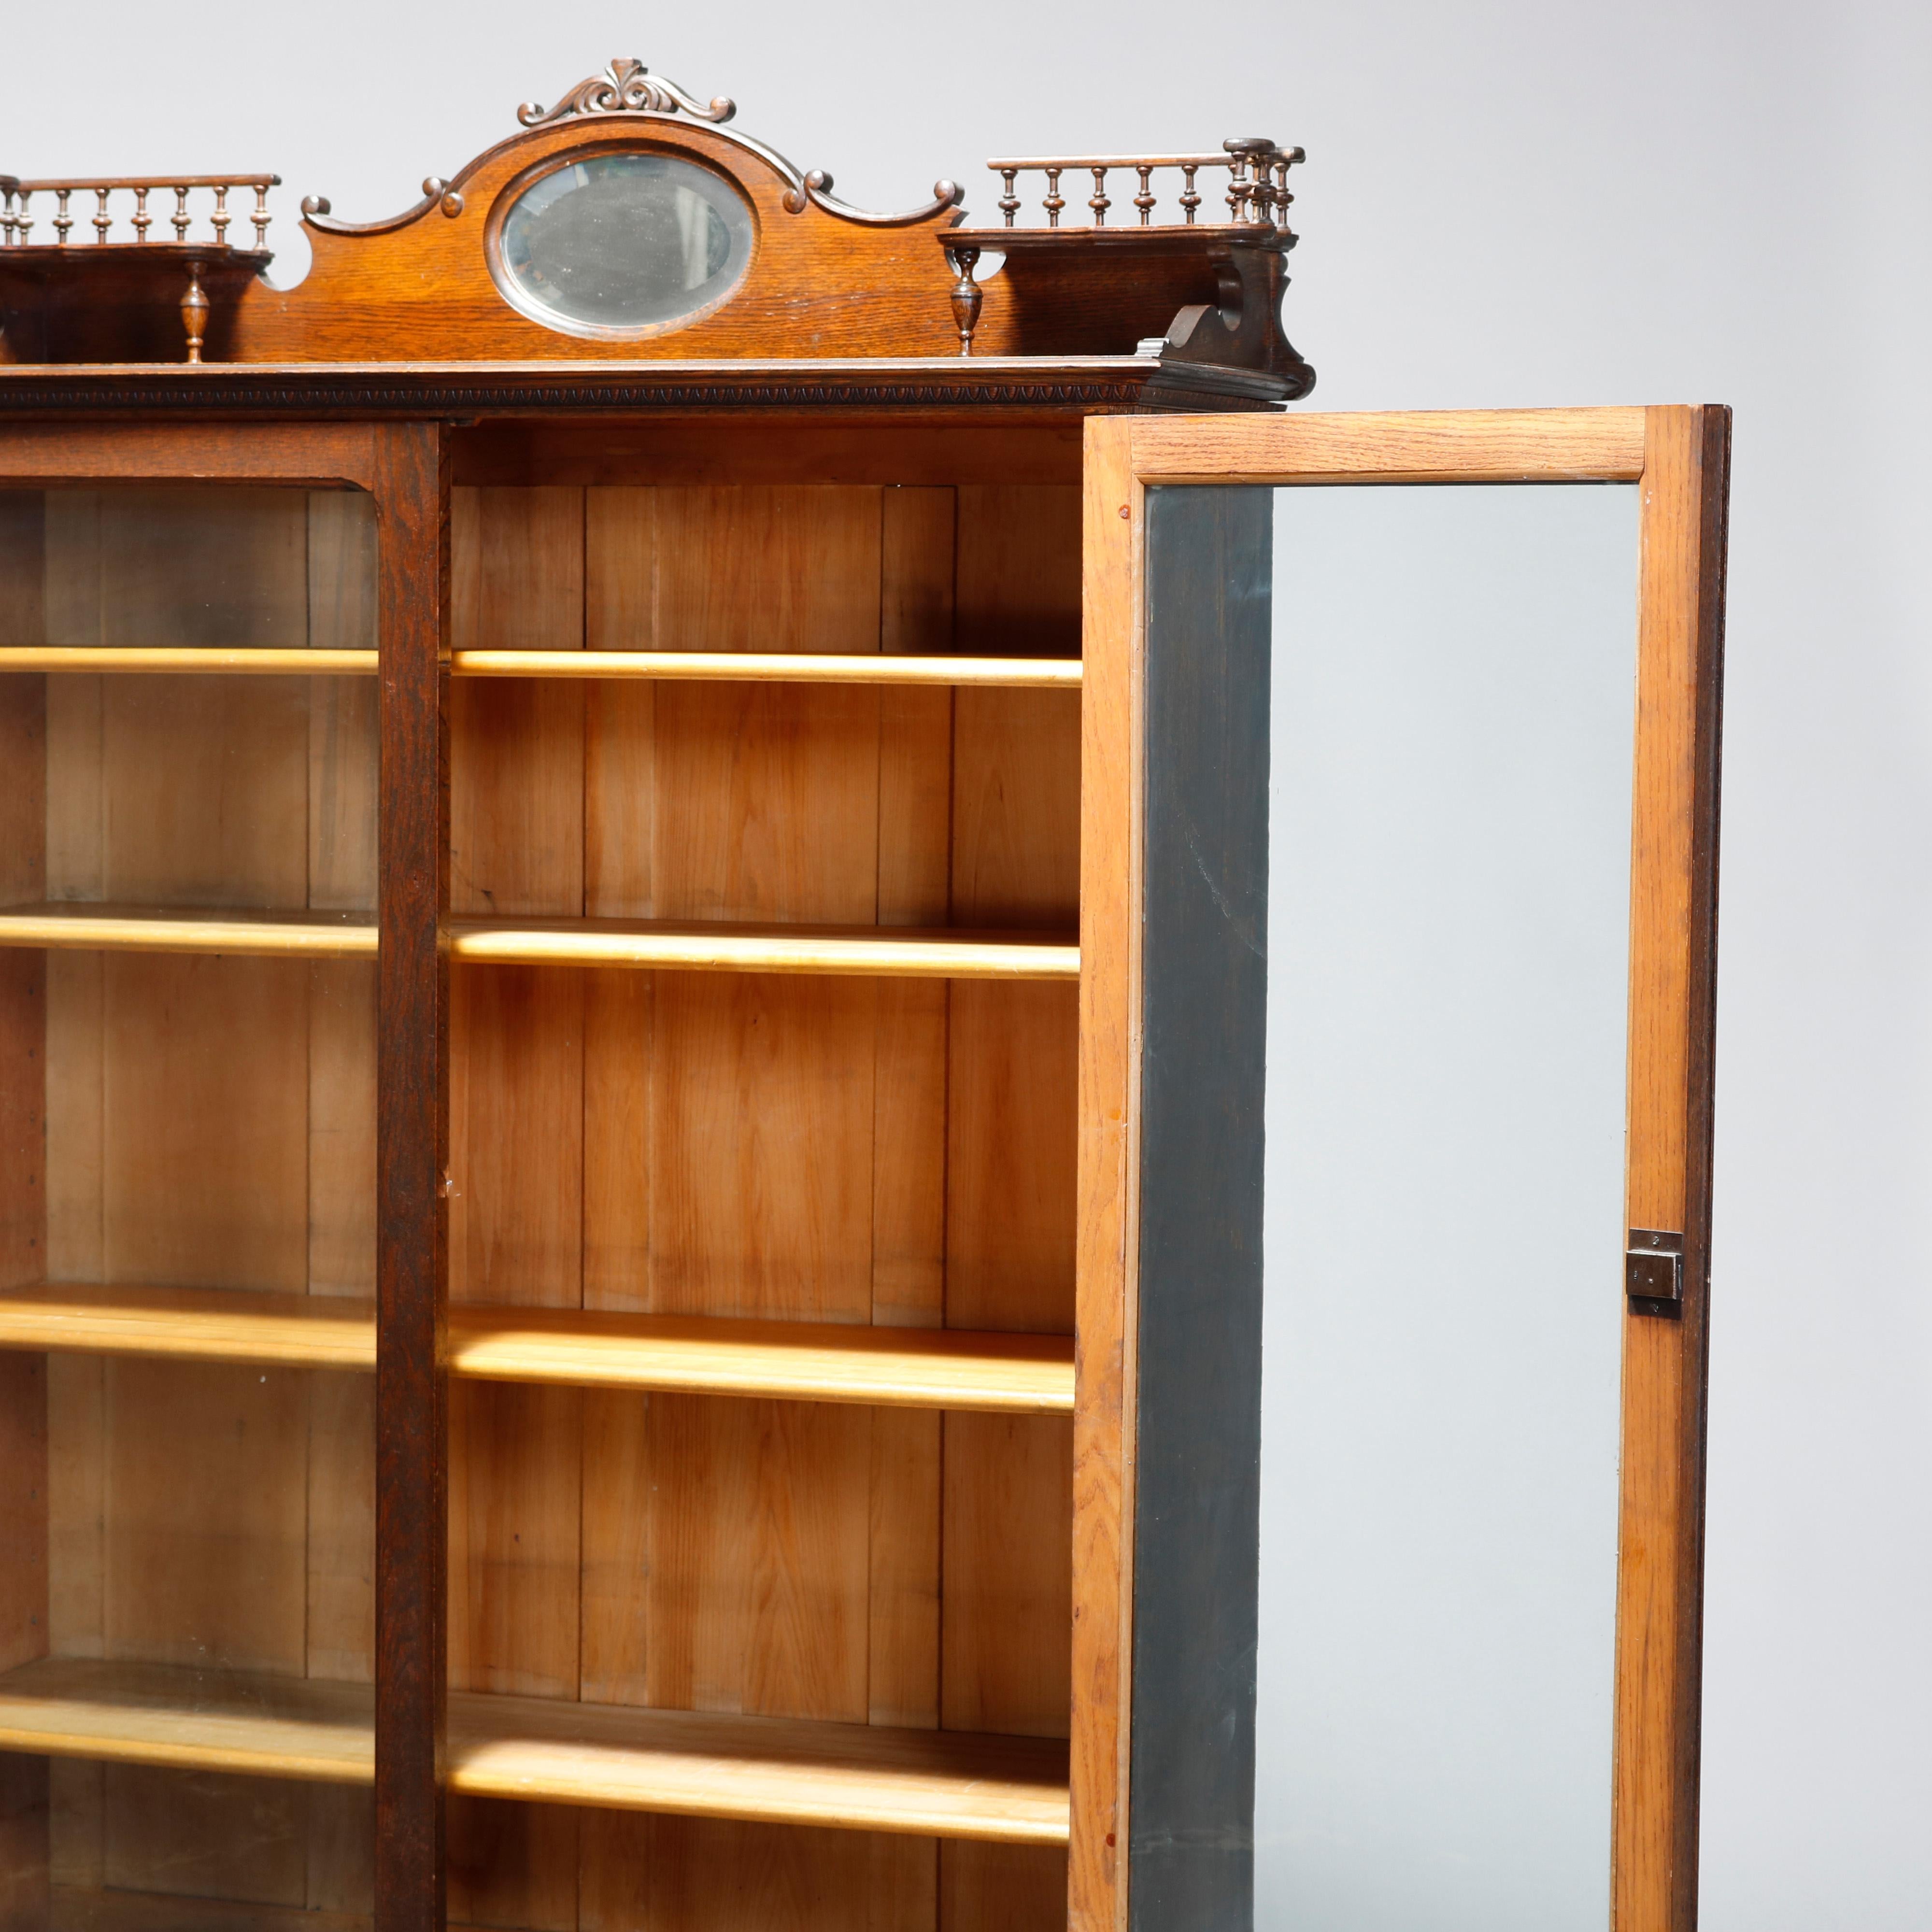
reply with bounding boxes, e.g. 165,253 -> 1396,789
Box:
1611,405 -> 1730,1932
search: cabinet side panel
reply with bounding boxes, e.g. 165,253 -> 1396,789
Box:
1127,486 -> 1271,1932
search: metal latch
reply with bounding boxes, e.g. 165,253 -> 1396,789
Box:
1626,1228 -> 1683,1304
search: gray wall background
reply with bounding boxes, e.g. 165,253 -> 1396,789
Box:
8,3 -> 1926,1922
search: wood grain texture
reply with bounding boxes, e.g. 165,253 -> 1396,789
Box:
448,485 -> 586,921
454,1308 -> 1070,1413
446,919 -> 1077,979
928,479 -> 1082,1932
453,421 -> 1082,492
0,1656 -> 375,1782
0,458 -> 392,1919
941,1842 -> 1071,1932
227,121 -> 970,366
0,1291 -> 1073,1413
0,1653 -> 1070,1844
0,905 -> 375,956
444,1692 -> 1069,1844
575,1812 -> 935,1932
452,652 -> 1081,687
0,1284 -> 375,1367
1127,407 -> 1648,483
1612,407 -> 1729,1932
0,425 -> 383,491
371,421 -> 451,1932
1068,415 -> 1141,1932
0,649 -> 377,673
0,1353 -> 49,1673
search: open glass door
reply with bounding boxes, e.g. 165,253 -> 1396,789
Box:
0,478 -> 381,1924
1072,408 -> 1727,1932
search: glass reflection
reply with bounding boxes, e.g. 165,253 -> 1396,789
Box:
497,152 -> 754,333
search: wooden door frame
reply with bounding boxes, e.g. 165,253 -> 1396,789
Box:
0,418 -> 452,1932
1074,406 -> 1730,1932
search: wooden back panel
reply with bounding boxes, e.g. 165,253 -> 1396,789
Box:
440,465 -> 1080,1929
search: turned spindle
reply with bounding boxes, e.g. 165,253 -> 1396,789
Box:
92,186 -> 110,243
252,182 -> 271,249
212,185 -> 230,247
54,188 -> 72,245
947,244 -> 983,356
1134,165 -> 1155,226
13,190 -> 31,245
998,169 -> 1019,228
171,185 -> 190,242
1043,166 -> 1064,228
180,260 -> 209,363
1088,165 -> 1110,226
133,185 -> 151,242
1179,164 -> 1201,225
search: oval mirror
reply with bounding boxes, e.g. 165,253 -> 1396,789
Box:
491,151 -> 755,336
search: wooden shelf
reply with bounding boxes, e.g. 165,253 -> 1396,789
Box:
449,650 -> 1081,688
0,1657 -> 373,1784
447,1687 -> 1069,1845
0,1284 -> 374,1370
450,1305 -> 1073,1413
0,1658 -> 1069,1846
446,917 -> 1080,981
0,647 -> 376,675
0,648 -> 1079,686
0,910 -> 1078,977
0,1285 -> 1076,1415
0,904 -> 377,958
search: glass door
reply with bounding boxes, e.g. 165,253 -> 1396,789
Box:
0,481 -> 380,1927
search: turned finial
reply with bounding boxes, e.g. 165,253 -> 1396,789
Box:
180,261 -> 209,363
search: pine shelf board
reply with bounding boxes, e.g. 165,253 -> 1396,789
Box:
445,916 -> 1081,980
0,647 -> 376,674
0,1284 -> 375,1370
0,1285 -> 1076,1414
448,1303 -> 1074,1413
0,909 -> 1079,979
448,649 -> 1082,688
0,648 -> 1079,687
445,1689 -> 1070,1845
0,1659 -> 1070,1845
0,903 -> 377,958
0,1658 -> 373,1784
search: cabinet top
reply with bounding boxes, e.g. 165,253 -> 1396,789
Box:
0,57 -> 1313,417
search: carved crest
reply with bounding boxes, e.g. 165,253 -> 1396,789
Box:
517,58 -> 735,130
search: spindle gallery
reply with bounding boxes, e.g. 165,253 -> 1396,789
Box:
0,52 -> 1723,1932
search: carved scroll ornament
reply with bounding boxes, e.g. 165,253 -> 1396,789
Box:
518,58 -> 735,129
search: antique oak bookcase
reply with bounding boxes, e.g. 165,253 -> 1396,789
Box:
0,59 -> 1726,1932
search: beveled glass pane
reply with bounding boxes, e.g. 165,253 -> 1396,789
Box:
496,152 -> 755,333
1257,483 -> 1639,1930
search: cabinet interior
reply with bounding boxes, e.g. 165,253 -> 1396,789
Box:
0,425 -> 1085,1930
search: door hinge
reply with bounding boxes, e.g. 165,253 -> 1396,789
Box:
1626,1228 -> 1683,1305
